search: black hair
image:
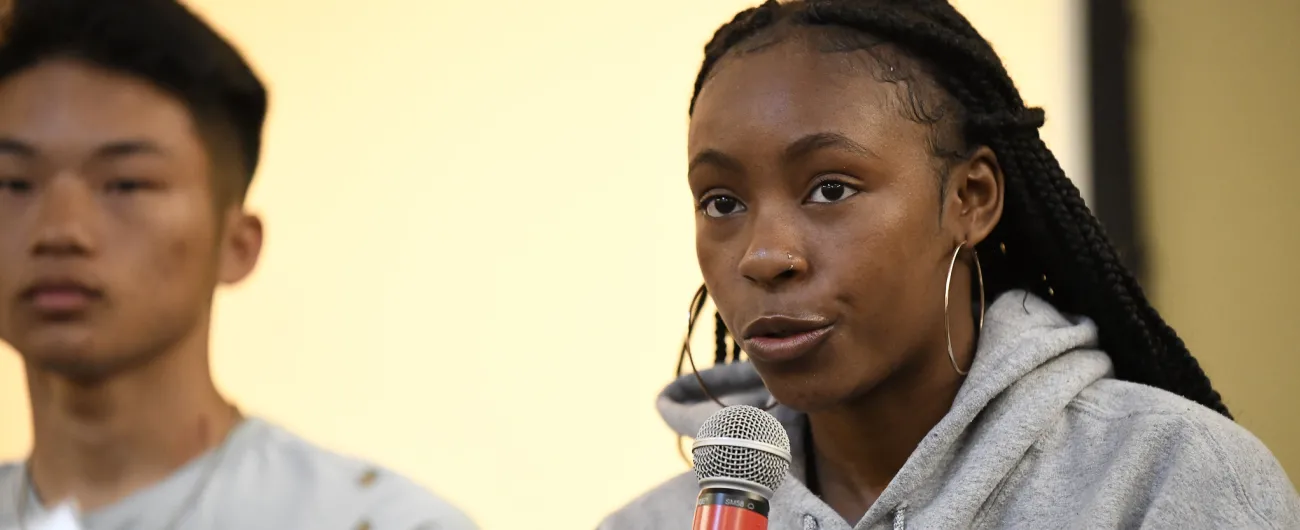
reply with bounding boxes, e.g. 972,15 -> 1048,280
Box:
0,0 -> 268,202
693,0 -> 1230,418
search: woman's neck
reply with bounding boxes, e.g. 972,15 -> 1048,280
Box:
806,337 -> 971,523
23,328 -> 240,513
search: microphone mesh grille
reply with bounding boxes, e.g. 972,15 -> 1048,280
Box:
692,405 -> 791,493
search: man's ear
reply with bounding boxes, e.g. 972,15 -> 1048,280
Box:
218,210 -> 263,285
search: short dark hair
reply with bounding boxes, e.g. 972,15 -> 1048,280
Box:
0,0 -> 268,202
694,0 -> 1230,418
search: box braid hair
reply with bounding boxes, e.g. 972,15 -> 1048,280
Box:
686,0 -> 1230,418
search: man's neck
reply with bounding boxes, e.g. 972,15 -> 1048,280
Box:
23,328 -> 242,513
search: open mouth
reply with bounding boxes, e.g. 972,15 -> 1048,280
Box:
741,315 -> 835,363
754,327 -> 825,339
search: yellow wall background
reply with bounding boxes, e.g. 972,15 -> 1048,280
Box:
0,1 -> 1090,527
1136,0 -> 1300,478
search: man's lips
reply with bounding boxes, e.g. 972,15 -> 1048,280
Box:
22,280 -> 102,314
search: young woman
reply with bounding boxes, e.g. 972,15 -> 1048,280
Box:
601,1 -> 1299,528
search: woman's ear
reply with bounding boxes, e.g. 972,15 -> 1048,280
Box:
948,146 -> 1004,245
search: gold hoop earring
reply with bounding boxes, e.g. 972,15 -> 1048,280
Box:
944,242 -> 985,375
675,284 -> 778,465
676,283 -> 778,411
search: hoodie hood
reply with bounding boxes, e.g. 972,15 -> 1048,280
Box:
607,288 -> 1298,529
655,289 -> 1113,528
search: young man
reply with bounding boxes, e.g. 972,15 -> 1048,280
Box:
0,0 -> 476,528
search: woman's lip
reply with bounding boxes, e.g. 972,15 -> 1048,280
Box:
741,324 -> 833,363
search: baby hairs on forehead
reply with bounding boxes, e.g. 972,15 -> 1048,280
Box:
698,20 -> 970,182
690,0 -> 1230,419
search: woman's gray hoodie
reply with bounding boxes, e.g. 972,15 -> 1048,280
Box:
600,291 -> 1299,529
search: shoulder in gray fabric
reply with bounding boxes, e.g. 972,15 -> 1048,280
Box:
598,290 -> 1300,530
0,418 -> 477,530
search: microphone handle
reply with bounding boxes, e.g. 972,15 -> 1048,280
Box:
692,487 -> 770,530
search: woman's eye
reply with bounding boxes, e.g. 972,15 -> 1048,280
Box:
807,181 -> 858,204
702,195 -> 747,218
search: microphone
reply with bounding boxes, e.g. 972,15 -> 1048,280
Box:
691,405 -> 792,530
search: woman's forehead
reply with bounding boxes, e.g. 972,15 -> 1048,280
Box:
688,44 -> 928,157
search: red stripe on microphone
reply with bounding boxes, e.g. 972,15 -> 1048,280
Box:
692,504 -> 769,530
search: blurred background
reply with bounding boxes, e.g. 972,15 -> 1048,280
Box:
0,0 -> 1295,528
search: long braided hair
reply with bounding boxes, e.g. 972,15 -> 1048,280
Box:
681,0 -> 1230,418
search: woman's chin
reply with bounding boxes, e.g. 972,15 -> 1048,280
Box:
761,373 -> 862,413
757,362 -> 892,414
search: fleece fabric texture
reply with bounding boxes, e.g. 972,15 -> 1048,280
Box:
600,291 -> 1300,529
